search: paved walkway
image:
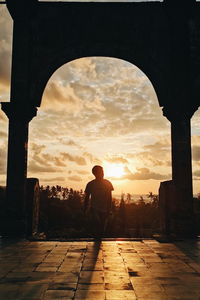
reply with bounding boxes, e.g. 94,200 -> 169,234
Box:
0,239 -> 200,299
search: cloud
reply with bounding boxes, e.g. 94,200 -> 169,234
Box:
42,81 -> 104,114
32,153 -> 52,168
28,161 -> 58,173
0,110 -> 7,121
193,170 -> 200,180
143,140 -> 170,151
61,152 -> 86,165
28,143 -> 67,173
0,7 -> 12,91
29,56 -> 169,150
40,177 -> 66,183
83,152 -> 102,164
105,155 -> 128,164
29,143 -> 88,175
132,152 -> 171,167
31,152 -> 66,169
0,148 -> 7,175
68,175 -> 82,182
122,167 -> 170,181
30,143 -> 46,155
192,135 -> 200,145
0,130 -> 7,138
40,153 -> 66,167
59,139 -> 83,149
0,141 -> 7,177
1,6 -> 199,194
76,170 -> 90,175
43,82 -> 80,108
192,146 -> 200,162
125,139 -> 171,168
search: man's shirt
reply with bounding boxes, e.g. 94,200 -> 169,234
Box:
85,179 -> 114,212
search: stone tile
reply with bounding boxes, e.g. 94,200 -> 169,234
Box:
105,290 -> 137,299
0,271 -> 10,279
4,272 -> 34,283
105,282 -> 133,290
129,270 -> 152,277
127,266 -> 149,274
130,277 -> 159,285
58,264 -> 81,273
136,296 -> 169,300
43,289 -> 75,299
24,255 -> 46,262
179,273 -> 200,284
0,239 -> 199,299
74,290 -> 106,299
187,262 -> 200,273
35,266 -> 58,272
104,270 -> 128,276
134,290 -> 168,299
52,272 -> 79,283
66,253 -> 84,259
104,266 -> 127,273
82,263 -> 104,271
18,272 -> 55,284
77,283 -> 105,290
0,283 -> 21,299
12,266 -> 36,272
103,257 -> 123,262
142,257 -> 163,263
0,263 -> 18,272
17,283 -> 48,299
105,277 -> 130,284
79,271 -> 104,284
44,257 -> 64,263
40,262 -> 61,267
48,282 -> 76,290
133,283 -> 164,292
163,284 -> 200,295
50,250 -> 68,255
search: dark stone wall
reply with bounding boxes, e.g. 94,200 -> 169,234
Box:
30,3 -> 171,107
6,1 -> 200,111
3,0 -> 200,237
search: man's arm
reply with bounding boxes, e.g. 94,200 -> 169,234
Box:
84,182 -> 91,212
84,192 -> 90,212
108,181 -> 114,213
108,191 -> 112,213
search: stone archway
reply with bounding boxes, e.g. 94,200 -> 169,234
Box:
1,0 -> 200,236
28,56 -> 168,238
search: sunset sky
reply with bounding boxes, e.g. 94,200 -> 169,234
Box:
0,3 -> 200,196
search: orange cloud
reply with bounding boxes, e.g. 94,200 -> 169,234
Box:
61,152 -> 86,166
122,167 -> 170,181
68,175 -> 82,182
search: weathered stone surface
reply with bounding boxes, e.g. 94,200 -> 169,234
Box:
74,290 -> 106,299
43,289 -> 75,299
77,283 -> 105,290
0,239 -> 200,299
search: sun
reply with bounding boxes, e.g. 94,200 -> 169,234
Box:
104,164 -> 125,179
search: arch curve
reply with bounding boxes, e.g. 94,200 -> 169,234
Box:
30,42 -> 169,109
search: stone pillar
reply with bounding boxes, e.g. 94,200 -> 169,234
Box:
162,108 -> 196,236
26,178 -> 40,237
1,102 -> 37,236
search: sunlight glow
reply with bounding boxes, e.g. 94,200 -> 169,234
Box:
104,164 -> 125,179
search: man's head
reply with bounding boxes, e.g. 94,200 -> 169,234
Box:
92,165 -> 104,179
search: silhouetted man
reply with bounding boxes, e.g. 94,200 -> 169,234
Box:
84,165 -> 114,237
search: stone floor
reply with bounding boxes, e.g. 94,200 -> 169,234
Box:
0,238 -> 200,299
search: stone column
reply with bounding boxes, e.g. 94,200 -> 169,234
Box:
1,102 -> 37,236
162,107 -> 196,236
